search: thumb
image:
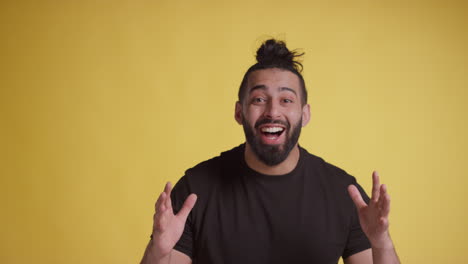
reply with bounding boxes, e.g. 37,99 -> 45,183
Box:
348,185 -> 367,210
176,194 -> 198,221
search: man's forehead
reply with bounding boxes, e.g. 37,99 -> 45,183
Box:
247,68 -> 301,93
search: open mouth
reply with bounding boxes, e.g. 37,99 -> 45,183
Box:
260,126 -> 285,138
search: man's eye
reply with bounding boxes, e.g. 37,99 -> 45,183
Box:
283,99 -> 293,103
253,98 -> 266,103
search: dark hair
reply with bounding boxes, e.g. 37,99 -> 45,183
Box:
238,39 -> 307,105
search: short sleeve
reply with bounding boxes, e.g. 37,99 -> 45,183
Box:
171,176 -> 195,259
342,181 -> 372,259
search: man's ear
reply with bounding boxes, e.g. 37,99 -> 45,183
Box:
235,101 -> 243,125
301,103 -> 311,127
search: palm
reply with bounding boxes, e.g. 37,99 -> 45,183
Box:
348,171 -> 391,247
356,194 -> 389,240
152,182 -> 197,257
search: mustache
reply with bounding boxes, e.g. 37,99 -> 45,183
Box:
254,118 -> 290,129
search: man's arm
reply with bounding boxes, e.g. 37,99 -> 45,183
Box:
346,171 -> 401,264
141,243 -> 191,264
140,182 -> 197,264
344,243 -> 400,264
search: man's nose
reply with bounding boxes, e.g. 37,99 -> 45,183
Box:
263,100 -> 281,119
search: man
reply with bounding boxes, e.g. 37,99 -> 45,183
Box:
141,39 -> 400,264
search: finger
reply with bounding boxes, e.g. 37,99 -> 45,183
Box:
371,171 -> 381,203
154,208 -> 168,232
155,182 -> 171,213
153,198 -> 167,231
347,185 -> 367,210
377,184 -> 387,206
380,184 -> 391,217
155,191 -> 165,212
176,193 -> 198,221
159,192 -> 167,212
165,182 -> 173,210
164,182 -> 171,195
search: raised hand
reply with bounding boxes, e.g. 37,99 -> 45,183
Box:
347,171 -> 392,248
151,182 -> 197,259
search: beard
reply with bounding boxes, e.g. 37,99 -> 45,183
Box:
242,116 -> 302,166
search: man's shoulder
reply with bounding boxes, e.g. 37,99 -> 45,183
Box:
299,146 -> 357,185
184,144 -> 244,178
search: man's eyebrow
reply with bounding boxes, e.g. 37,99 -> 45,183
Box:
279,87 -> 297,95
249,84 -> 267,93
249,85 -> 297,96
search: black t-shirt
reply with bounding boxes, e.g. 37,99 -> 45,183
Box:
170,144 -> 371,264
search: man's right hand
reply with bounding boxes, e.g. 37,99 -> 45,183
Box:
148,182 -> 197,262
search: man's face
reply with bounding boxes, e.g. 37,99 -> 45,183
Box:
235,68 -> 310,166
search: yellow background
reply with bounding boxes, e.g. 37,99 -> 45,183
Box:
1,0 -> 467,263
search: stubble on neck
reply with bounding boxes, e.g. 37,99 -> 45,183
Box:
243,143 -> 300,176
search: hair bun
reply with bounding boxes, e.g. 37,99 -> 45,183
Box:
255,39 -> 303,72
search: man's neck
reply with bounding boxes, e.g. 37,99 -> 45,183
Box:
244,143 -> 300,176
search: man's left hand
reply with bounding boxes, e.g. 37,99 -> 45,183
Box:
348,171 -> 393,248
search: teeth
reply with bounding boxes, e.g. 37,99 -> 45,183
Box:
261,127 -> 284,133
